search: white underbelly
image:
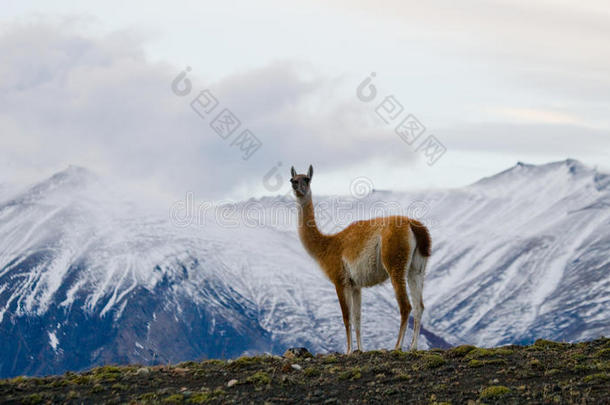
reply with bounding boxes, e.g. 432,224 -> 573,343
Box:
344,239 -> 389,287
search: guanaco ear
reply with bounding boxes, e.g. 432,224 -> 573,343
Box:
290,166 -> 297,178
307,165 -> 313,180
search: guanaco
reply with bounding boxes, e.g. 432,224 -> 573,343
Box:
291,165 -> 431,353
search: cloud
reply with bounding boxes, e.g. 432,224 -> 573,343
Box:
321,0 -> 610,107
440,122 -> 610,157
0,20 -> 412,199
1,10 -> 608,200
488,108 -> 588,127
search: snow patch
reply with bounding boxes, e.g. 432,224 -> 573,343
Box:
48,331 -> 59,351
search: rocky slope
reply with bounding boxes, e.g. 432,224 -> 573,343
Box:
0,338 -> 608,404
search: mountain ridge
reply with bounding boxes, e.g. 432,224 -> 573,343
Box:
0,159 -> 608,378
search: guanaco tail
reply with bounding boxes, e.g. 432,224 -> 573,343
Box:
291,165 -> 431,353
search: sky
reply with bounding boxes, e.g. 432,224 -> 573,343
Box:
1,0 -> 609,201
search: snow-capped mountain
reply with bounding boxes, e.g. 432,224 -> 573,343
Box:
0,159 -> 608,378
421,160 -> 609,346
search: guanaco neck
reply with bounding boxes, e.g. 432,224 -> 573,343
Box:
296,193 -> 332,259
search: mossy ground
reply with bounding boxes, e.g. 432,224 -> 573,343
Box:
0,338 -> 608,404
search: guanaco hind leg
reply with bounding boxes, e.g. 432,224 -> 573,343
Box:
389,274 -> 411,350
408,253 -> 427,350
380,225 -> 415,351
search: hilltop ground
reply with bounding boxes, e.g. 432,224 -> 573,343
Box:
0,338 -> 609,404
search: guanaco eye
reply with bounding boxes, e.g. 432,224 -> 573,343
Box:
304,178 -> 310,183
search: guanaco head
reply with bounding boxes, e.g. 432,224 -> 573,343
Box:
290,165 -> 313,198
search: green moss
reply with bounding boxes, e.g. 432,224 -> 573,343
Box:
423,354 -> 446,369
90,365 -> 122,382
397,373 -> 411,380
467,358 -> 507,368
325,365 -> 341,374
449,345 -> 476,357
571,353 -> 587,361
230,356 -> 260,368
529,359 -> 542,368
70,375 -> 92,385
9,376 -> 26,384
466,348 -> 495,358
594,348 -> 610,359
304,367 -> 321,377
323,355 -> 338,364
573,364 -> 594,372
392,350 -> 420,360
545,369 -> 561,376
464,347 -> 510,359
338,367 -> 362,380
187,392 -> 212,404
140,392 -> 159,401
246,371 -> 271,385
111,383 -> 128,391
92,365 -> 122,374
50,379 -> 70,387
468,359 -> 484,368
582,372 -> 610,383
22,393 -> 43,405
383,387 -> 399,395
90,383 -> 104,393
480,385 -> 511,399
163,394 -> 184,404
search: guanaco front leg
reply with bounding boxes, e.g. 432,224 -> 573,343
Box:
351,287 -> 362,351
335,284 -> 353,354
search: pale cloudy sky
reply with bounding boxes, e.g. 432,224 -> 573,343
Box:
1,0 -> 609,200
